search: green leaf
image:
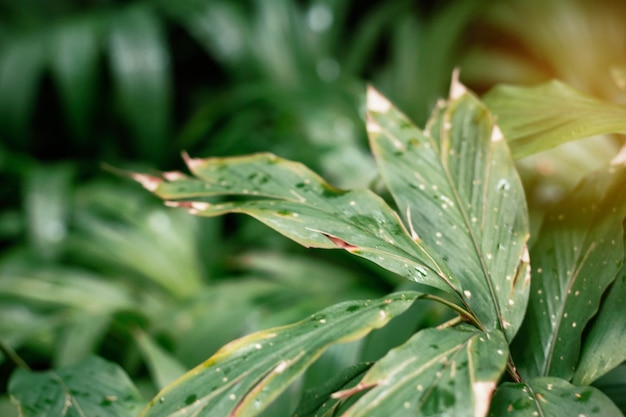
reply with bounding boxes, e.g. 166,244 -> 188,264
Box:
484,80 -> 626,159
134,330 -> 187,390
132,153 -> 461,296
488,377 -> 623,417
368,77 -> 530,340
108,6 -> 171,163
338,324 -> 508,417
48,17 -> 101,141
9,356 -> 145,417
512,165 -> 626,380
140,291 -> 421,417
54,312 -> 110,368
574,246 -> 626,385
0,32 -> 46,142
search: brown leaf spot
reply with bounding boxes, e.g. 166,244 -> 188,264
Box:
323,233 -> 358,251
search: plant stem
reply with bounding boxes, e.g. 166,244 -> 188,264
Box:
423,294 -> 484,331
0,340 -> 31,371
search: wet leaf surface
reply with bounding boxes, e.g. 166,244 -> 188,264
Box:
489,377 -> 623,417
140,292 -> 421,417
368,76 -> 530,340
512,165 -> 626,380
339,324 -> 508,417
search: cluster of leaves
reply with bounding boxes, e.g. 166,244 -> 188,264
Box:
8,73 -> 626,416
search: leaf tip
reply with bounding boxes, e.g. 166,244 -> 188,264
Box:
131,173 -> 162,192
367,86 -> 391,113
449,68 -> 467,100
182,151 -> 204,171
611,143 -> 626,166
491,125 -> 504,143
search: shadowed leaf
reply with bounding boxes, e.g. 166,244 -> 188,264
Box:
512,164 -> 626,380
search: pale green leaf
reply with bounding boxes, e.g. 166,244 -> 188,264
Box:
512,165 -> 626,380
574,248 -> 626,385
368,78 -> 530,340
484,80 -> 626,159
488,377 -> 623,417
132,153 -> 461,296
140,292 -> 421,417
54,313 -> 110,368
9,356 -> 145,417
134,330 -> 187,390
339,324 -> 508,417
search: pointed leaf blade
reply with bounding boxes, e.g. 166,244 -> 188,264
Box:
9,356 -> 145,417
488,377 -> 623,417
513,165 -> 626,380
339,325 -> 508,417
574,237 -> 626,385
133,153 -> 461,296
484,80 -> 626,159
368,79 -> 530,339
140,292 -> 421,417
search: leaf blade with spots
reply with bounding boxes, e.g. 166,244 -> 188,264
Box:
139,292 -> 421,417
133,152 -> 461,296
337,324 -> 509,417
368,77 -> 530,340
512,165 -> 626,380
488,377 -> 623,417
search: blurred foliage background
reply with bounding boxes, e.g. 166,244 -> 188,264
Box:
1,0 -> 626,414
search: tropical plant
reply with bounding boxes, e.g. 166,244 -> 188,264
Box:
7,72 -> 626,416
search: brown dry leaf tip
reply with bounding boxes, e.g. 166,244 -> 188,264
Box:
449,68 -> 467,100
181,151 -> 205,171
322,233 -> 359,250
131,173 -> 162,192
162,171 -> 188,181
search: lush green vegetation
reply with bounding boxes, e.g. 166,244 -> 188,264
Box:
1,0 -> 626,416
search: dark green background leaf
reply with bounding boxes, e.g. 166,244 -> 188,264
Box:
9,356 -> 145,417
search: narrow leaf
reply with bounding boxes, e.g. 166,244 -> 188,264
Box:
488,377 -> 623,417
368,76 -> 530,340
9,356 -> 145,417
512,165 -> 626,380
140,292 -> 421,417
484,80 -> 626,159
132,153 -> 461,296
134,330 -> 187,390
48,17 -> 100,141
0,33 -> 45,142
339,324 -> 508,417
108,6 -> 171,163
